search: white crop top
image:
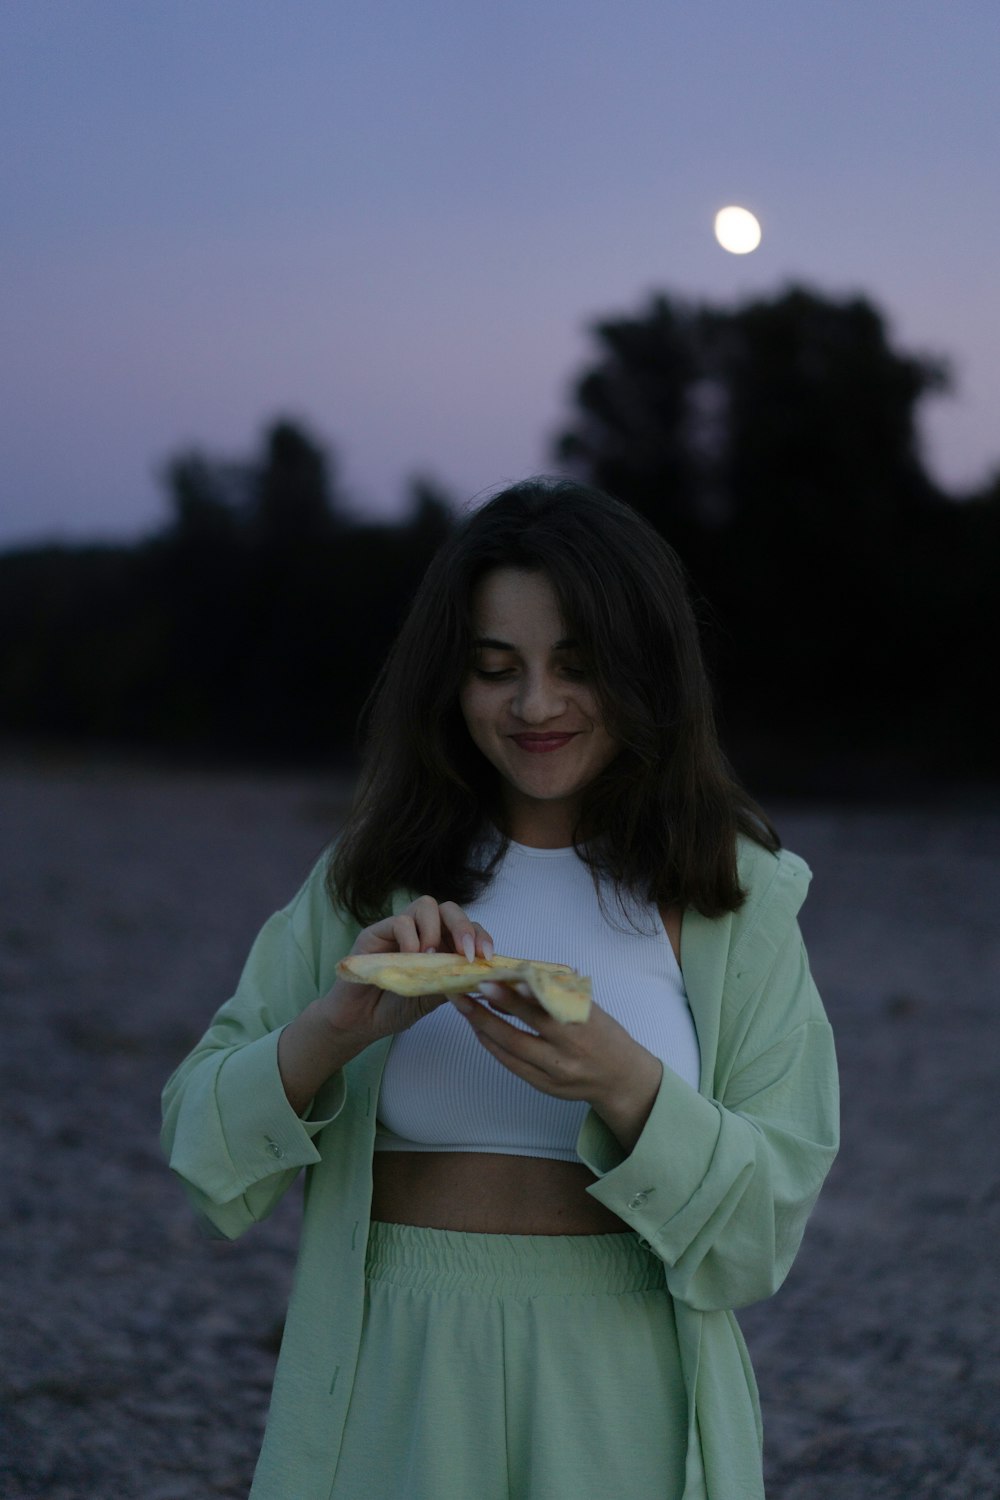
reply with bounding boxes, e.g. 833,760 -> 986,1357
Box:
374,840 -> 701,1163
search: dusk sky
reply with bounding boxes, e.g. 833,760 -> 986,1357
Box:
2,2 -> 998,548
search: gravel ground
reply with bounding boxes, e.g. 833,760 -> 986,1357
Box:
1,754 -> 998,1499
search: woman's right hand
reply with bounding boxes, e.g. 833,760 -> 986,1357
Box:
319,896 -> 496,1044
279,898 -> 494,1115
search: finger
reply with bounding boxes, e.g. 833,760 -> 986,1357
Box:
391,915 -> 423,954
478,981 -> 548,1024
472,923 -> 495,961
416,992 -> 450,1015
452,995 -> 583,1093
467,1023 -> 576,1096
477,980 -> 517,1014
437,901 -> 481,962
404,896 -> 443,952
355,915 -> 416,955
458,993 -> 545,1047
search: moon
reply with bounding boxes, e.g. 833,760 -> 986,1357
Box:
714,206 -> 762,254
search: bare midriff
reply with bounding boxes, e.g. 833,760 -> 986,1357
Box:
369,908 -> 681,1236
371,1151 -> 630,1235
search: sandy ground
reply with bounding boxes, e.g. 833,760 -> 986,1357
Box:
1,754 -> 998,1499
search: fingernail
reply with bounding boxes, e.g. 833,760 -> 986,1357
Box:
479,982 -> 503,1002
462,934 -> 475,962
425,946 -> 436,954
483,938 -> 495,960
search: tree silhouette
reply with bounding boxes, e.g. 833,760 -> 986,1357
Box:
402,476 -> 456,553
163,418 -> 340,545
163,452 -> 250,544
252,419 -> 340,542
555,286 -> 948,552
136,425 -> 457,759
710,289 -> 948,548
553,285 -> 988,784
0,304 -> 994,783
556,296 -> 705,545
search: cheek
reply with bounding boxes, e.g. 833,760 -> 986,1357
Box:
591,713 -> 620,768
458,683 -> 477,726
581,691 -> 614,743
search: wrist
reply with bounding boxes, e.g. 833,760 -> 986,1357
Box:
307,991 -> 373,1056
591,1050 -> 663,1154
278,999 -> 368,1116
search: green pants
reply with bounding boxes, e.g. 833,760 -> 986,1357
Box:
332,1220 -> 691,1499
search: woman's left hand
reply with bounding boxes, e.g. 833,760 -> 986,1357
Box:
451,982 -> 663,1152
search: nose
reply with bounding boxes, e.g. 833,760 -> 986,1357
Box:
511,669 -> 566,723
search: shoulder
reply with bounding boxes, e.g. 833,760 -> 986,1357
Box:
681,838 -> 813,985
735,838 -> 812,936
283,847 -> 364,984
681,838 -> 823,1080
720,839 -> 814,998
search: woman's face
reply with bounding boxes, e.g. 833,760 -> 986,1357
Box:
459,568 -> 619,848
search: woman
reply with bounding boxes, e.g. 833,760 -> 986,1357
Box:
162,478 -> 839,1500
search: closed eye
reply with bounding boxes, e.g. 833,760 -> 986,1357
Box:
472,663 -> 591,682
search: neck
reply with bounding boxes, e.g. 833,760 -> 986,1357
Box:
502,798 -> 578,850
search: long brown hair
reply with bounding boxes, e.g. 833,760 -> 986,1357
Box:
329,477 -> 778,922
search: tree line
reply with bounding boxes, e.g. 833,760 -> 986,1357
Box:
1,285 -> 995,791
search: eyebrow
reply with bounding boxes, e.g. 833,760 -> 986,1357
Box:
472,636 -> 579,651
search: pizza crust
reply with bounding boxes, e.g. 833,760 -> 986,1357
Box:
336,951 -> 592,1024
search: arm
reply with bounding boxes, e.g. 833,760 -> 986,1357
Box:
276,894 -> 495,1113
578,926 -> 839,1311
160,873 -> 357,1240
457,916 -> 837,1311
161,872 -> 495,1240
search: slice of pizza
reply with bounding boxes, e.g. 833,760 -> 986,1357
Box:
336,951 -> 592,1024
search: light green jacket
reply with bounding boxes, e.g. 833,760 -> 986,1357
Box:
161,840 -> 838,1500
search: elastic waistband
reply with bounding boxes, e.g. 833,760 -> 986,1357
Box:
365,1219 -> 666,1297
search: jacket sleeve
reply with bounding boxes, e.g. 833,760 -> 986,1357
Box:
578,921 -> 839,1312
160,861 -> 360,1241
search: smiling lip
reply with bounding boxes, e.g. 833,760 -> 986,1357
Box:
510,733 -> 578,753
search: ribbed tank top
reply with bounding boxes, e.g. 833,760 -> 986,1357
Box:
374,840 -> 701,1162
